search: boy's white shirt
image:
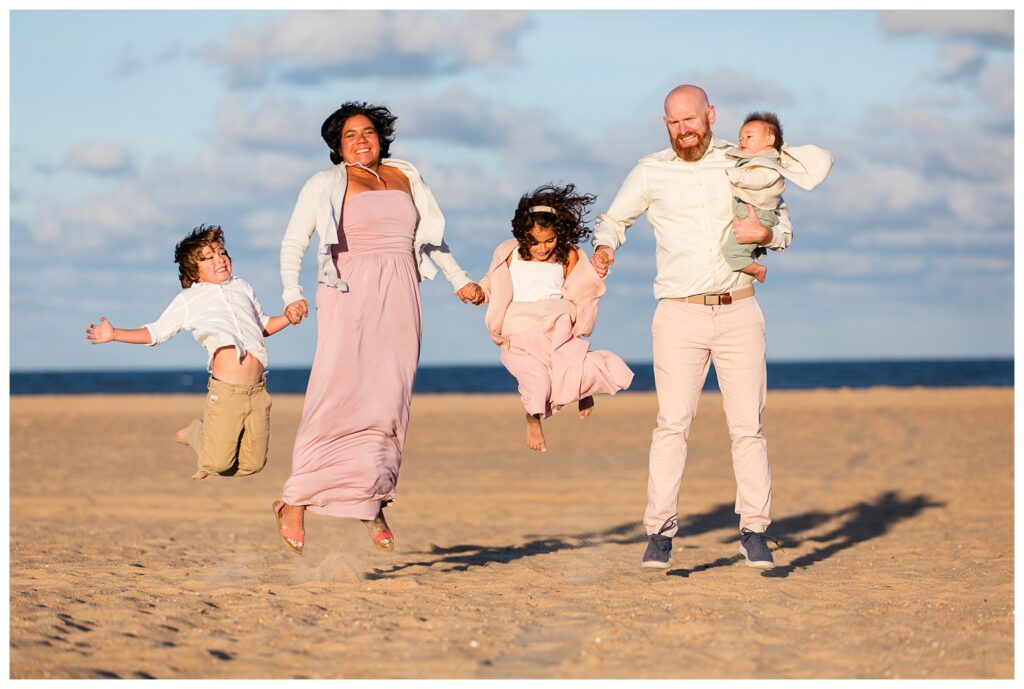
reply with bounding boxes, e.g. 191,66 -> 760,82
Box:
279,157 -> 470,307
143,276 -> 272,373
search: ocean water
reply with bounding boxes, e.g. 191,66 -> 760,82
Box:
9,358 -> 1013,395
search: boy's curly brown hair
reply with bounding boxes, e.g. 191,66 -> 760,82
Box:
174,225 -> 228,288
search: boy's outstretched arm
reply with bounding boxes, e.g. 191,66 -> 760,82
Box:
85,316 -> 153,345
263,314 -> 292,337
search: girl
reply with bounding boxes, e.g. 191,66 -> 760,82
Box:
478,184 -> 633,451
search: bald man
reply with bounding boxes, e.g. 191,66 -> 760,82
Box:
591,85 -> 790,570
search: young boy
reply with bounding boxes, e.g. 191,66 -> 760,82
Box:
85,225 -> 293,479
723,111 -> 833,282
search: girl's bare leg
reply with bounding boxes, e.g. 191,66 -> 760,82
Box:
578,395 -> 595,419
525,412 -> 546,452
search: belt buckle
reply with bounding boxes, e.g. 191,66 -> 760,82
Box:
702,293 -> 731,306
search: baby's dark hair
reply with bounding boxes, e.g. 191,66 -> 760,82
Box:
321,101 -> 398,165
511,184 -> 596,265
174,224 -> 228,288
743,111 -> 784,151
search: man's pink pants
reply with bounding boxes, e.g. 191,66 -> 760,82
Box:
645,297 -> 771,536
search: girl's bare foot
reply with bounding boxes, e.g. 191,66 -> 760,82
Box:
578,395 -> 595,419
191,469 -> 208,480
526,412 -> 547,452
175,427 -> 190,445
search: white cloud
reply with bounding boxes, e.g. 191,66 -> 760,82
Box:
202,10 -> 532,87
66,142 -> 134,176
879,10 -> 1013,47
976,59 -> 1014,112
935,41 -> 987,81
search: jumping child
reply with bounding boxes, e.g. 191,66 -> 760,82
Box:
477,184 -> 633,451
85,225 -> 293,479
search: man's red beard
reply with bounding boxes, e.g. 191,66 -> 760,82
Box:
671,123 -> 712,162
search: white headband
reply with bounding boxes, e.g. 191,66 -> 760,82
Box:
528,205 -> 557,216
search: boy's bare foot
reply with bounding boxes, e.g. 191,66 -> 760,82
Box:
751,262 -> 767,283
525,413 -> 547,452
191,469 -> 208,480
578,396 -> 595,419
175,427 -> 190,445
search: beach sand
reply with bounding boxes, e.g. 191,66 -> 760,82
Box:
9,388 -> 1013,679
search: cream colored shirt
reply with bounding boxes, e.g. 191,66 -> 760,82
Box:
592,138 -> 793,299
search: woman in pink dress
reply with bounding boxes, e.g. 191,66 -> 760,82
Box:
273,102 -> 483,554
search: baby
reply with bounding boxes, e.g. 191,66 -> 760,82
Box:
723,111 -> 833,282
85,225 -> 292,479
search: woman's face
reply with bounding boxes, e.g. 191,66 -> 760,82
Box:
527,225 -> 558,262
339,114 -> 381,166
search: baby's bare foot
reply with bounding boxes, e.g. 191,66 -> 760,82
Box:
525,413 -> 546,452
752,263 -> 767,283
578,396 -> 595,419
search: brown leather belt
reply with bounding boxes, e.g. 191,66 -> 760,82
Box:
667,285 -> 755,306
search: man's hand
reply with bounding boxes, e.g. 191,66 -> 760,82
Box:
285,299 -> 309,325
590,246 -> 615,278
456,282 -> 485,305
733,204 -> 774,246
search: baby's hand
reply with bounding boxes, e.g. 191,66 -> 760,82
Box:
85,317 -> 114,344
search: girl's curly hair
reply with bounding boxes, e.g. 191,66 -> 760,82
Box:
511,184 -> 596,265
321,102 -> 398,165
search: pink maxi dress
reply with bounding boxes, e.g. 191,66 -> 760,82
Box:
282,190 -> 422,520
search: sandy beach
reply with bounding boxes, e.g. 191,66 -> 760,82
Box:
8,387 -> 1013,679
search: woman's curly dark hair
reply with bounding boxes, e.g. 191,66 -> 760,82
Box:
321,102 -> 398,165
511,184 -> 596,265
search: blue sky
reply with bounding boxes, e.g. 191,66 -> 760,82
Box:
7,9 -> 1016,371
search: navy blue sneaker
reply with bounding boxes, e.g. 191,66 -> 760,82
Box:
641,516 -> 677,569
739,528 -> 778,568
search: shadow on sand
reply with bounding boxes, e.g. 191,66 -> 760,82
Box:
364,490 -> 944,580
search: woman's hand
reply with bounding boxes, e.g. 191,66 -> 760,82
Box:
456,283 -> 485,305
285,299 -> 309,324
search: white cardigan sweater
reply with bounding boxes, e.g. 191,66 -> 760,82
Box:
279,158 -> 471,306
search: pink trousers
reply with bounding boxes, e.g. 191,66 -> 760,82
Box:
645,297 -> 771,536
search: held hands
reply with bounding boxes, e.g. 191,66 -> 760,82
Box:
732,204 -> 774,245
456,282 -> 485,305
285,299 -> 309,325
590,246 -> 614,278
85,317 -> 115,344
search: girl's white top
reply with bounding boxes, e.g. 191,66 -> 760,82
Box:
143,276 -> 271,373
509,251 -> 565,303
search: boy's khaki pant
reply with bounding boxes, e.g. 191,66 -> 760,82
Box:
185,377 -> 272,476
